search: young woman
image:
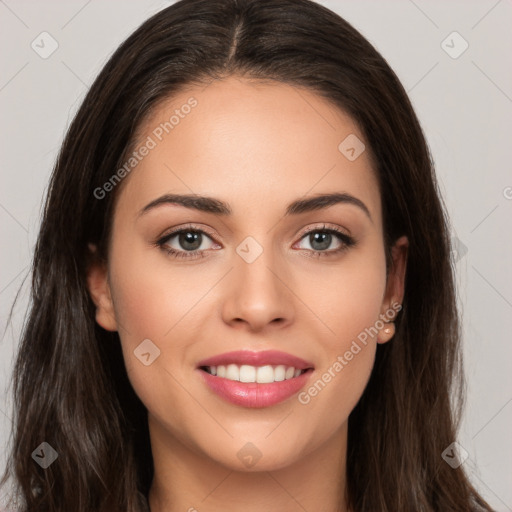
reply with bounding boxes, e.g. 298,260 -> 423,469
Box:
1,0 -> 495,510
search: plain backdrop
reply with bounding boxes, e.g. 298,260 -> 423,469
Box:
1,0 -> 511,510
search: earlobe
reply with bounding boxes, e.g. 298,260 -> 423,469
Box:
86,244 -> 118,332
377,235 -> 408,344
377,321 -> 396,344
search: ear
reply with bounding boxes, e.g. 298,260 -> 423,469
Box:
86,243 -> 118,332
377,235 -> 408,344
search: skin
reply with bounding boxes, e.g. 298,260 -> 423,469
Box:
87,76 -> 407,512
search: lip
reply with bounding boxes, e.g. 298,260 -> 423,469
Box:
197,350 -> 314,370
198,369 -> 314,408
196,350 -> 315,408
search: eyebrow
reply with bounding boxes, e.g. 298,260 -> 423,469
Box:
139,192 -> 372,221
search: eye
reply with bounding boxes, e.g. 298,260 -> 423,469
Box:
155,223 -> 356,260
294,225 -> 356,257
156,225 -> 219,259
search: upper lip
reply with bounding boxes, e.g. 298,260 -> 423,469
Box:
197,350 -> 314,370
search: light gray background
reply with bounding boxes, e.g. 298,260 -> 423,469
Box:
1,0 -> 511,510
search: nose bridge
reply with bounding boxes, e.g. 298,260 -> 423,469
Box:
222,233 -> 294,330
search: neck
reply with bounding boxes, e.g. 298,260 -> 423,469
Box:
147,416 -> 349,512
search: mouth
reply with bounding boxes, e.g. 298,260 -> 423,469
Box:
196,350 -> 315,408
199,364 -> 311,383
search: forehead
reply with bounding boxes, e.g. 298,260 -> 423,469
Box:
116,76 -> 381,223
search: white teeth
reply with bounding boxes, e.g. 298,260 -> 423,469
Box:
239,365 -> 256,382
274,365 -> 286,382
285,366 -> 295,379
205,364 -> 305,383
256,365 -> 274,383
225,364 -> 239,381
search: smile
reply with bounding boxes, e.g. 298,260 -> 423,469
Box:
201,364 -> 306,383
197,350 -> 315,408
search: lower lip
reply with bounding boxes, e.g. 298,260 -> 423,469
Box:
198,369 -> 314,408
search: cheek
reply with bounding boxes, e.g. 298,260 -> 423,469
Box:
106,249 -> 202,436
301,244 -> 387,348
294,245 -> 386,416
105,239 -> 218,409
107,235 -> 208,341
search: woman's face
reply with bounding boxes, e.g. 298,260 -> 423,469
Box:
88,76 -> 406,472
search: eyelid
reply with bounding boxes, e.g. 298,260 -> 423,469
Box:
156,223 -> 219,244
295,222 -> 352,240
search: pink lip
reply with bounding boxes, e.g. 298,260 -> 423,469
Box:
196,350 -> 315,408
197,350 -> 314,370
198,369 -> 314,408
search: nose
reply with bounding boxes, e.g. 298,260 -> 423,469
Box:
221,244 -> 295,333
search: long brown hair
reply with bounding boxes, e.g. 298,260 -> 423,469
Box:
1,0 -> 494,510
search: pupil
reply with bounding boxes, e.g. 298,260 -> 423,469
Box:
180,231 -> 201,251
311,232 -> 331,251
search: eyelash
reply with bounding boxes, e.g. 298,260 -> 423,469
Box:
155,223 -> 356,260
